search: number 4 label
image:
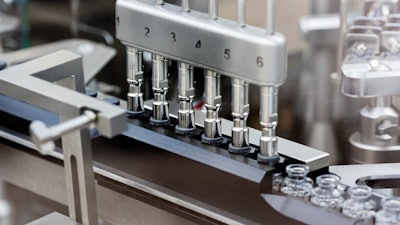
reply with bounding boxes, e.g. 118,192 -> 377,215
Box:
195,40 -> 201,49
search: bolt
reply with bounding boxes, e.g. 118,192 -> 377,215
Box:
350,42 -> 368,57
388,38 -> 400,55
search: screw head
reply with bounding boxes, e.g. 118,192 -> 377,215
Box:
350,42 -> 368,57
388,38 -> 400,55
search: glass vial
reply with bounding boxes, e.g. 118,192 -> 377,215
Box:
342,186 -> 376,220
376,197 -> 400,225
280,164 -> 313,198
310,174 -> 344,209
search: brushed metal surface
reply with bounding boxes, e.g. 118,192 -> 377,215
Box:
116,0 -> 286,86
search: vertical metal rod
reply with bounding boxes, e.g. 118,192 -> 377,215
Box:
209,0 -> 218,19
201,70 -> 222,144
60,115 -> 98,225
126,47 -> 145,115
176,62 -> 196,135
229,0 -> 250,153
178,0 -> 194,132
237,0 -> 246,27
229,78 -> 250,154
266,0 -> 276,34
150,54 -> 170,126
182,0 -> 190,12
258,86 -> 279,162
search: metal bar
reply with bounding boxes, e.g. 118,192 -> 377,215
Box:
0,39 -> 116,84
237,0 -> 246,27
208,0 -> 218,19
181,0 -> 190,12
266,0 -> 276,34
61,125 -> 98,225
0,50 -> 126,138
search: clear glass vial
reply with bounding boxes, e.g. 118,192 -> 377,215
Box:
310,174 -> 344,209
280,164 -> 313,198
341,186 -> 376,220
376,197 -> 400,225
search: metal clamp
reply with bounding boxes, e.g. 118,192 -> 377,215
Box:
30,110 -> 97,155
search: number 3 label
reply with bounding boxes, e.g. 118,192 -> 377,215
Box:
171,32 -> 176,43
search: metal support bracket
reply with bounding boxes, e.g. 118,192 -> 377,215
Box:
0,50 -> 127,225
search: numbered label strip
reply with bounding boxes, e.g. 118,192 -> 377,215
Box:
116,0 -> 287,86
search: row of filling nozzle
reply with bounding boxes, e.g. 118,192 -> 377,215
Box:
126,47 -> 263,155
125,0 -> 280,164
273,164 -> 400,225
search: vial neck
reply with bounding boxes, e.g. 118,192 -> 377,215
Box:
288,175 -> 306,182
319,185 -> 336,192
352,196 -> 369,202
